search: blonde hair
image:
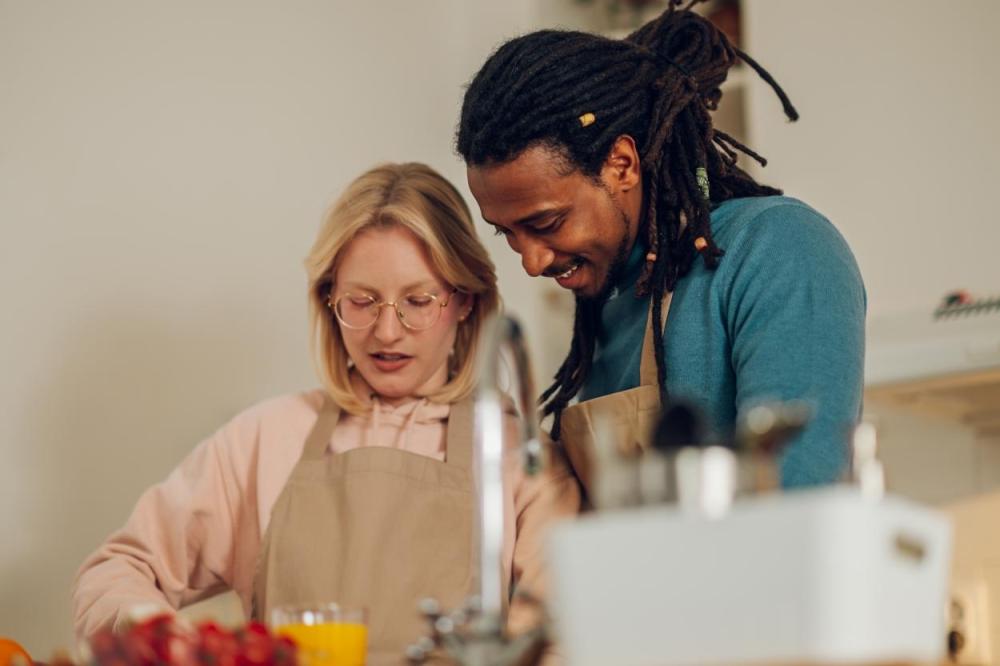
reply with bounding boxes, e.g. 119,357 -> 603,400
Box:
305,163 -> 500,414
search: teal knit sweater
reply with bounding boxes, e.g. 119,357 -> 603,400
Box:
580,196 -> 866,487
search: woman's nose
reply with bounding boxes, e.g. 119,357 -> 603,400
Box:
372,304 -> 405,342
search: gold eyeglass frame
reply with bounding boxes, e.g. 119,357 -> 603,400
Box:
327,287 -> 458,331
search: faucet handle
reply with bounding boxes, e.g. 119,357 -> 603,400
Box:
404,636 -> 437,664
405,593 -> 548,665
522,437 -> 545,476
406,596 -> 463,664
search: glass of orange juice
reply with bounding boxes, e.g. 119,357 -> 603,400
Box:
271,603 -> 367,666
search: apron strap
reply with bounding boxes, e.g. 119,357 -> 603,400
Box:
298,393 -> 475,468
639,292 -> 675,388
300,393 -> 342,462
444,396 -> 475,471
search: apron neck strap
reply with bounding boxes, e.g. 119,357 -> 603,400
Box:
639,292 -> 674,388
299,393 -> 476,468
301,393 -> 342,461
444,396 -> 475,470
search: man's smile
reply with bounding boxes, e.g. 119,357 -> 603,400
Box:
544,259 -> 583,280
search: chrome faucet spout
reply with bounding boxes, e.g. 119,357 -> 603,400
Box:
475,315 -> 542,624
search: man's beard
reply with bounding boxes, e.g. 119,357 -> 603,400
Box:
578,205 -> 633,307
558,204 -> 634,398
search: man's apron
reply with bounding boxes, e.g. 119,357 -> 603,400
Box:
558,293 -> 673,499
252,395 -> 480,665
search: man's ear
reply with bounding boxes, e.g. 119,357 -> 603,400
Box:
602,135 -> 642,194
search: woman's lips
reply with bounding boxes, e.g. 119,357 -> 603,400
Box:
370,352 -> 412,372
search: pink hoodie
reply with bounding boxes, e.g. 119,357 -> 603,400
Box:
72,389 -> 580,642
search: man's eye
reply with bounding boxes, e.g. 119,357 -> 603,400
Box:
492,226 -> 510,237
532,217 -> 564,235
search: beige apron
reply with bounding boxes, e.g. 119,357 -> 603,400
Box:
252,395 -> 480,665
558,293 -> 673,500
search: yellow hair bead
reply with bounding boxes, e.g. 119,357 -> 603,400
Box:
645,252 -> 657,262
578,112 -> 596,128
694,236 -> 708,251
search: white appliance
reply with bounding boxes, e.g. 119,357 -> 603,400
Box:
548,486 -> 951,666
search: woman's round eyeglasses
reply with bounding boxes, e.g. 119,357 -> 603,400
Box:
328,288 -> 458,331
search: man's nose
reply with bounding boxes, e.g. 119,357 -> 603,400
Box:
518,237 -> 555,278
373,304 -> 405,343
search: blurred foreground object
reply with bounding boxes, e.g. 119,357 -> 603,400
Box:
945,490 -> 1000,665
0,638 -> 31,666
549,407 -> 952,666
53,615 -> 297,666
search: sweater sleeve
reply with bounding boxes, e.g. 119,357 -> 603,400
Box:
71,410 -> 258,641
718,202 -> 866,487
506,434 -> 581,645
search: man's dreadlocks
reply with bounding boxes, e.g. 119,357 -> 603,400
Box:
457,0 -> 798,438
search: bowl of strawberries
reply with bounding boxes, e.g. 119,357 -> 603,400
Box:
55,615 -> 298,666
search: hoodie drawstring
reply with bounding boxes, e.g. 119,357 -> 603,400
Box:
366,395 -> 428,450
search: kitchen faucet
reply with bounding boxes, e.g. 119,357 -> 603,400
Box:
406,314 -> 547,666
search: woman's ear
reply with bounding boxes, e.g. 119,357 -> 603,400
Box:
457,293 -> 475,322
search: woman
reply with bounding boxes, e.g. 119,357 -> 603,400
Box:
72,163 -> 580,661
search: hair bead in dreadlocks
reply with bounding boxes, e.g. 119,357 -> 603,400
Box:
673,109 -> 725,271
634,55 -> 702,296
634,162 -> 663,296
695,166 -> 710,200
649,245 -> 672,402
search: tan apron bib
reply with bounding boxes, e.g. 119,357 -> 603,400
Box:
252,395 -> 479,665
558,293 -> 673,499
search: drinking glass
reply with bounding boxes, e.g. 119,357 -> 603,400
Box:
271,603 -> 367,666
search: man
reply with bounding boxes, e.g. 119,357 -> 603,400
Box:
456,4 -> 865,488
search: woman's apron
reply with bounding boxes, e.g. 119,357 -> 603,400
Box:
252,395 -> 479,665
558,293 -> 673,500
